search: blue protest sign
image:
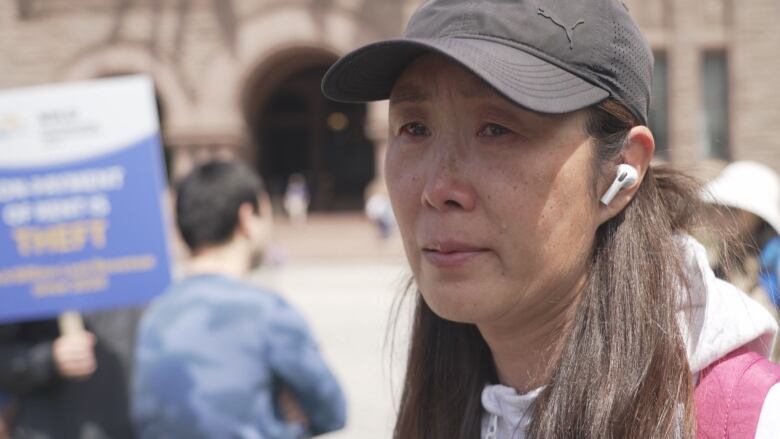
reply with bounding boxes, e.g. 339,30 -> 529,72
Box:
0,76 -> 172,323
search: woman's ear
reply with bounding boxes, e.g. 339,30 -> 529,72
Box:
597,125 -> 655,225
236,202 -> 257,239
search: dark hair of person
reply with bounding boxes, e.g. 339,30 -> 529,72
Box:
175,160 -> 264,252
392,99 -> 701,438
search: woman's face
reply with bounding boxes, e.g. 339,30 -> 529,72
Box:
387,54 -> 602,328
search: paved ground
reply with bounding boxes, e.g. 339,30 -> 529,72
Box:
267,213 -> 406,263
251,214 -> 414,439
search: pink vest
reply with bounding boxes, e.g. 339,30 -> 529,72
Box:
695,347 -> 780,438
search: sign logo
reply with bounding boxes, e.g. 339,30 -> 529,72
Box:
0,114 -> 23,141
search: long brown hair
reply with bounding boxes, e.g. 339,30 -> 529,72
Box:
393,99 -> 699,438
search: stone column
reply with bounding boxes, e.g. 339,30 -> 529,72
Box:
667,0 -> 706,165
731,0 -> 780,169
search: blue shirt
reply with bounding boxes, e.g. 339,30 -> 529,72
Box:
760,236 -> 780,308
132,274 -> 346,439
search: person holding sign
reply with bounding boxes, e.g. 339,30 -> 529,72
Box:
0,309 -> 139,438
0,75 -> 169,439
133,161 -> 346,438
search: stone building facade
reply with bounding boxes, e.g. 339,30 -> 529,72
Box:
1,0 -> 778,209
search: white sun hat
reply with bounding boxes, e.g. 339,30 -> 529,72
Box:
701,161 -> 780,235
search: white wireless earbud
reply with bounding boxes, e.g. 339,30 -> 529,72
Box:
600,164 -> 639,206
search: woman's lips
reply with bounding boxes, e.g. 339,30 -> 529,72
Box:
421,241 -> 489,268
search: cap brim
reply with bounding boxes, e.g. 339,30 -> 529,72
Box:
322,36 -> 609,115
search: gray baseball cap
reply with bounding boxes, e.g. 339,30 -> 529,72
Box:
322,0 -> 653,125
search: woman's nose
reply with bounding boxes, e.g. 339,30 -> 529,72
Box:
421,162 -> 476,212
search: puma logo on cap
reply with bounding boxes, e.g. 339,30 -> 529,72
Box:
537,8 -> 585,50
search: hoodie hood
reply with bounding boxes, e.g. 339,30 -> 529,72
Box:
481,235 -> 779,438
679,235 -> 778,373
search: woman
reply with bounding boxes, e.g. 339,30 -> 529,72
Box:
323,0 -> 780,437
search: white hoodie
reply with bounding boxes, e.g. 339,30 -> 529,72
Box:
480,237 -> 780,439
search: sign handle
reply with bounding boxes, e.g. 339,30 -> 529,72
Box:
57,311 -> 85,335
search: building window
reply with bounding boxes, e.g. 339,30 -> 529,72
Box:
700,50 -> 730,160
649,51 -> 669,159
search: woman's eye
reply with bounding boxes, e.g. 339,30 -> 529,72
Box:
400,122 -> 431,137
477,123 -> 510,137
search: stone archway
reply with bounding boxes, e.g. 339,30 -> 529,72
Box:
243,48 -> 374,211
61,44 -> 191,126
60,44 -> 196,180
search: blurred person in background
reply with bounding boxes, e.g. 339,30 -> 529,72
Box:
701,161 -> 780,361
133,161 -> 346,439
0,309 -> 141,439
364,179 -> 396,241
283,173 -> 310,226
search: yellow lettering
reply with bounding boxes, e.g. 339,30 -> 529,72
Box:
12,228 -> 34,257
87,219 -> 108,249
11,220 -> 110,256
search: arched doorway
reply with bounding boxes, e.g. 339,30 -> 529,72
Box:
244,49 -> 375,212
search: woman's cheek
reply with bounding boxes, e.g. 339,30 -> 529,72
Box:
392,178 -> 418,222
